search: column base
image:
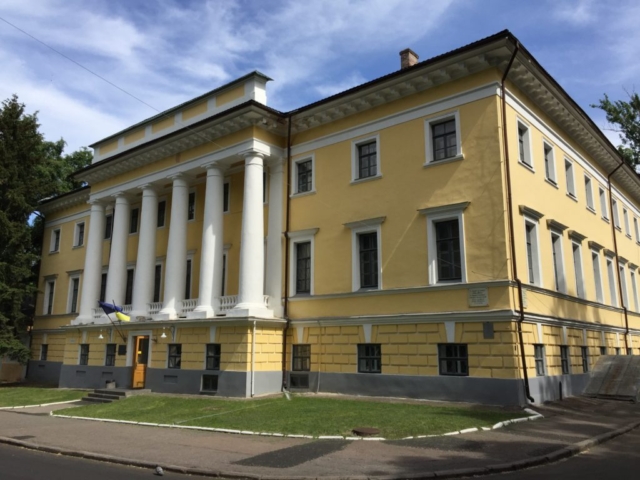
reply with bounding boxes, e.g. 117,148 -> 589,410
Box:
129,310 -> 152,321
71,314 -> 110,326
187,306 -> 214,319
155,308 -> 178,321
227,303 -> 274,319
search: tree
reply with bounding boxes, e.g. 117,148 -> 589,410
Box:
0,95 -> 91,364
592,92 -> 640,167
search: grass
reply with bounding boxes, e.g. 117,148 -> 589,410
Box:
56,394 -> 525,439
0,386 -> 86,407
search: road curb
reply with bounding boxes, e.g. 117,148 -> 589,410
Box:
1,420 -> 639,479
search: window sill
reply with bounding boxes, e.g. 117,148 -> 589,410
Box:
354,287 -> 381,293
423,153 -> 464,168
602,217 -> 610,224
626,234 -> 632,239
545,178 -> 559,189
290,190 -> 316,198
615,226 -> 622,232
518,161 -> 535,173
566,192 -> 578,202
128,232 -> 139,236
49,250 -> 59,255
350,174 -> 382,185
586,206 -> 596,215
292,293 -> 312,298
72,245 -> 84,250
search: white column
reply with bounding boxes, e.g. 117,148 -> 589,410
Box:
104,193 -> 130,306
265,160 -> 284,317
130,185 -> 158,319
73,201 -> 105,325
191,165 -> 225,319
229,151 -> 272,318
157,174 -> 188,320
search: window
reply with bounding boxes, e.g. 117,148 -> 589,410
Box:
357,344 -> 381,373
599,188 -> 609,221
624,209 -> 631,237
612,198 -> 620,229
438,344 -> 469,376
357,140 -> 377,179
188,191 -> 196,221
581,347 -> 589,373
518,122 -> 532,168
534,344 -> 546,376
50,229 -> 61,252
435,219 -> 462,282
619,264 -> 629,308
201,374 -> 218,392
628,348 -> 633,356
263,171 -> 268,203
104,214 -> 113,239
221,254 -> 227,296
44,280 -> 55,315
205,344 -> 221,370
295,242 -> 311,294
157,200 -> 166,228
606,257 -> 618,307
584,176 -> 594,211
616,347 -> 621,356
153,264 -> 162,303
565,159 -> 576,198
125,268 -> 134,305
79,344 -> 89,366
525,219 -> 541,286
74,222 -> 85,247
40,344 -> 48,361
68,277 -> 80,313
292,344 -> 311,371
544,142 -> 556,184
358,232 -> 378,289
105,344 -> 116,366
600,346 -> 607,356
223,182 -> 230,213
635,218 -> 640,243
572,242 -> 585,299
631,270 -> 639,312
592,251 -> 604,303
185,259 -> 192,300
100,272 -> 107,303
294,157 -> 314,194
560,345 -> 569,374
130,208 -> 139,234
551,231 -> 566,293
168,344 -> 181,369
431,119 -> 458,162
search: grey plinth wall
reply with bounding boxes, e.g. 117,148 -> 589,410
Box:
529,373 -> 590,404
58,365 -> 133,389
26,361 -> 62,386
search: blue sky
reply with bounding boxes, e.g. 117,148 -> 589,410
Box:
0,0 -> 637,154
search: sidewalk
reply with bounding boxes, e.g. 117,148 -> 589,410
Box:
1,396 -> 639,479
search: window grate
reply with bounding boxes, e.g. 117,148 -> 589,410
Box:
292,344 -> 311,371
534,344 -> 545,376
105,344 -> 116,366
79,344 -> 89,366
206,344 -> 221,370
168,344 -> 182,369
202,374 -> 218,392
357,344 -> 381,373
438,344 -> 468,376
40,344 -> 48,361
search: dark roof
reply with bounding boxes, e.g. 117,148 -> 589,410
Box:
39,184 -> 90,206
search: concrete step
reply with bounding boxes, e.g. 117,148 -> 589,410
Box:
93,388 -> 151,398
81,396 -> 113,404
86,393 -> 122,401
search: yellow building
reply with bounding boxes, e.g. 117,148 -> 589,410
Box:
28,31 -> 640,405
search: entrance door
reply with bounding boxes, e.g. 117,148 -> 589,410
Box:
132,336 -> 149,388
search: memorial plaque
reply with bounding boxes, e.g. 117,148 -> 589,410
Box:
468,287 -> 489,307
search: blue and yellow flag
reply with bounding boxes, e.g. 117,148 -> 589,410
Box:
115,311 -> 130,322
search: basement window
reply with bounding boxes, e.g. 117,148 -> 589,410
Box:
292,344 -> 311,371
438,344 -> 468,376
201,374 -> 218,393
168,344 -> 182,369
357,344 -> 381,374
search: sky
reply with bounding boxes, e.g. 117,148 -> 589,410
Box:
0,0 -> 637,154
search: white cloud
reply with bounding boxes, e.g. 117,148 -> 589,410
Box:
553,0 -> 597,25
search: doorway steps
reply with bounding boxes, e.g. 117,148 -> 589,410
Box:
82,388 -> 150,404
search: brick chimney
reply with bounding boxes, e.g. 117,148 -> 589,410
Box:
400,48 -> 419,69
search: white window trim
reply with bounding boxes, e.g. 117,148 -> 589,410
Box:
630,269 -> 639,312
288,228 -> 318,296
73,222 -> 85,248
571,240 -> 585,299
623,208 -> 631,237
551,230 -> 567,294
187,188 -> 196,222
584,175 -> 595,213
104,213 -> 113,240
524,216 -> 543,287
564,157 -> 576,200
223,180 -> 230,214
421,202 -> 469,285
351,134 -> 381,183
50,229 -> 61,253
516,119 -> 534,170
157,198 -> 168,229
606,255 -> 618,307
125,265 -> 136,305
345,217 -> 385,291
129,205 -> 140,235
185,252 -> 195,300
599,187 -> 609,222
591,249 -> 604,304
221,247 -> 230,297
424,111 -> 463,166
291,154 -> 316,196
66,274 -> 81,314
619,263 -> 629,309
543,140 -> 557,185
153,259 -> 164,303
43,279 -> 56,315
634,217 -> 640,244
612,198 -> 621,230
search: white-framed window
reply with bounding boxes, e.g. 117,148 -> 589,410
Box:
571,241 -> 585,299
619,263 -> 629,308
73,222 -> 85,247
125,267 -> 135,305
592,250 -> 604,303
157,199 -> 167,228
623,208 -> 631,237
551,230 -> 566,293
584,175 -> 595,212
517,120 -> 533,169
635,218 -> 640,244
188,189 -> 196,221
99,270 -> 108,303
606,256 -> 618,307
564,158 -> 576,199
543,141 -> 556,184
129,207 -> 139,234
67,275 -> 81,313
351,134 -> 380,182
104,213 -> 113,239
288,229 -> 318,296
292,155 -> 315,195
50,229 -> 61,253
43,279 -> 55,315
185,255 -> 194,300
612,198 -> 620,229
630,268 -> 639,312
524,217 -> 542,286
599,187 -> 609,221
153,262 -> 163,303
425,111 -> 462,165
221,249 -> 229,297
344,217 -> 384,291
223,181 -> 230,213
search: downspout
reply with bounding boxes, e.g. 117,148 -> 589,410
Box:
607,162 -> 630,352
501,41 -> 534,403
316,319 -> 322,393
251,319 -> 256,397
281,115 -> 293,391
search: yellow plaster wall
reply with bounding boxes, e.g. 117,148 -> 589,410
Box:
216,84 -> 245,106
152,116 -> 175,134
253,326 -> 284,371
182,102 -> 208,121
124,129 -> 145,145
30,332 -> 66,362
99,140 -> 118,155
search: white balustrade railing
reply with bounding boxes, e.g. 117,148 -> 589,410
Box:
92,308 -> 102,319
180,298 -> 198,313
121,304 -> 132,314
147,302 -> 163,315
263,295 -> 271,308
218,295 -> 238,312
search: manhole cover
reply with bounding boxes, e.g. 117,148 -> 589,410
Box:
352,427 -> 380,437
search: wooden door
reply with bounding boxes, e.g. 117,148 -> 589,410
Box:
132,336 -> 149,388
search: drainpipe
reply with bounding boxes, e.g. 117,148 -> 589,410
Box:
607,162 -> 630,351
501,41 -> 534,404
281,115 -> 293,391
316,320 -> 322,393
251,319 -> 256,397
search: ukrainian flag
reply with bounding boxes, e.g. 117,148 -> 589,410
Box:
115,311 -> 130,322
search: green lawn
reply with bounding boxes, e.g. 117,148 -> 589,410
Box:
55,394 -> 525,439
0,387 -> 86,407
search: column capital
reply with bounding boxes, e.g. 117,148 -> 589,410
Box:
137,183 -> 158,193
238,148 -> 267,160
87,199 -> 106,207
202,162 -> 226,172
111,191 -> 132,202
